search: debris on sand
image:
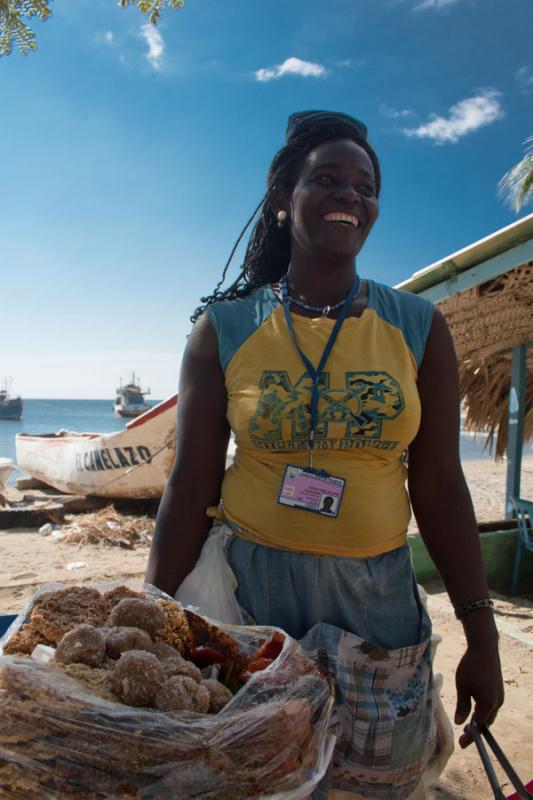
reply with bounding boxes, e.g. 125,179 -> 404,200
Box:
58,506 -> 154,549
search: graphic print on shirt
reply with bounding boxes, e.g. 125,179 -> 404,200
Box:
249,370 -> 404,451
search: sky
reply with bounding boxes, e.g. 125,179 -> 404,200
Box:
1,0 -> 532,399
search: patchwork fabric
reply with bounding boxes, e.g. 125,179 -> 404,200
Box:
301,625 -> 436,799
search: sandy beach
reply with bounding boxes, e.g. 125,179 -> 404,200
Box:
1,456 -> 532,798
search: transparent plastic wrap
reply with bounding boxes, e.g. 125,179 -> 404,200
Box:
0,583 -> 335,800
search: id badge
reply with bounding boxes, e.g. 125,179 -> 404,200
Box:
278,465 -> 345,518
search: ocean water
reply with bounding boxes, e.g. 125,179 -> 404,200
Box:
1,399 -> 531,487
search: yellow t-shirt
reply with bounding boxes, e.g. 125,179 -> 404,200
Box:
208,281 -> 434,557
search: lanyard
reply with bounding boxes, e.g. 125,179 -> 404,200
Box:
280,274 -> 360,467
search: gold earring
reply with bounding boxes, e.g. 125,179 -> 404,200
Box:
277,210 -> 288,229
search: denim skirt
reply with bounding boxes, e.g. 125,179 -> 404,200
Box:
225,536 -> 438,800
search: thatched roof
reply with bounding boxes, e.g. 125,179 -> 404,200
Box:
397,215 -> 533,460
437,260 -> 533,459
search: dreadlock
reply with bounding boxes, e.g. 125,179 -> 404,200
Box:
191,121 -> 381,323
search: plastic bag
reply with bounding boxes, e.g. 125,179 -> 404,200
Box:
175,524 -> 245,625
0,582 -> 335,800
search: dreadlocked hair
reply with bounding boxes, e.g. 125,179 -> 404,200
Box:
191,121 -> 381,323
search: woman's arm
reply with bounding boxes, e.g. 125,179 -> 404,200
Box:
408,308 -> 504,747
145,312 -> 230,597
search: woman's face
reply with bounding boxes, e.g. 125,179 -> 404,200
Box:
286,138 -> 379,260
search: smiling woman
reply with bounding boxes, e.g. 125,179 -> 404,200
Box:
146,110 -> 504,799
190,111 -> 381,323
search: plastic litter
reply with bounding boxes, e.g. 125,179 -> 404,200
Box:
39,523 -> 54,536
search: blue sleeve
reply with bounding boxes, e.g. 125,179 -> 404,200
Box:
207,287 -> 279,372
371,282 -> 434,369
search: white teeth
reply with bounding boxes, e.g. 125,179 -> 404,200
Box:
323,212 -> 360,227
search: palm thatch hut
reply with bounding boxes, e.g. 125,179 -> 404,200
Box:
397,213 -> 533,517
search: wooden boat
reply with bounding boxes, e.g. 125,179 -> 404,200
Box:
0,458 -> 16,492
114,372 -> 151,418
15,395 -> 237,500
16,396 -> 178,499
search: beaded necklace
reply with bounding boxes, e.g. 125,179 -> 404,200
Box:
279,275 -> 361,317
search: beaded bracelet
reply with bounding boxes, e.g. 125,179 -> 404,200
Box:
454,598 -> 494,620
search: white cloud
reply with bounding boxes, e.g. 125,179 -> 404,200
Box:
94,30 -> 114,45
413,0 -> 460,9
254,57 -> 327,82
515,65 -> 533,93
380,104 -> 413,119
140,23 -> 164,71
403,90 -> 503,144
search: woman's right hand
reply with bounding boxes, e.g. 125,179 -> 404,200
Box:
145,312 -> 230,596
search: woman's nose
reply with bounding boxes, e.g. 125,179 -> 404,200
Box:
333,185 -> 361,204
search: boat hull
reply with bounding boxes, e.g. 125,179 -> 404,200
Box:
0,458 -> 16,491
16,396 -> 178,499
0,399 -> 23,421
114,403 -> 151,418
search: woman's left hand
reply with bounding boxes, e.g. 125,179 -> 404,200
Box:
454,639 -> 504,748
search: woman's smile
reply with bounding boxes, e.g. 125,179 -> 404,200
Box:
322,211 -> 361,227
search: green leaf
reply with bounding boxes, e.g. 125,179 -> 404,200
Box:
498,138 -> 533,212
0,0 -> 186,56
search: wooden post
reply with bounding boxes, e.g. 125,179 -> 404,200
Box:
505,344 -> 527,518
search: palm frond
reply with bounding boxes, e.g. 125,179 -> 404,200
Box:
498,136 -> 533,212
119,0 -> 184,25
0,0 -> 52,56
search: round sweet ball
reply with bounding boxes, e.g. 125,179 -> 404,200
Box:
106,626 -> 154,660
162,656 -> 202,684
107,598 -> 165,638
55,624 -> 106,667
182,675 -> 210,713
155,675 -> 210,713
153,641 -> 182,661
202,679 -> 233,714
155,676 -> 194,712
111,650 -> 165,707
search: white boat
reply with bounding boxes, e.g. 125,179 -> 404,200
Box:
114,373 -> 151,418
0,458 -> 16,492
15,396 -> 237,500
16,395 -> 178,499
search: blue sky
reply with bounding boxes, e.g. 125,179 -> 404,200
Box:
1,0 -> 532,399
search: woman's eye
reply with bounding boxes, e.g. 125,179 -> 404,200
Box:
357,185 -> 375,198
316,174 -> 335,184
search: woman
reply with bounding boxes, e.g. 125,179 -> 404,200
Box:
146,111 -> 503,798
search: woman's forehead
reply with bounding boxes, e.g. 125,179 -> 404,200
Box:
303,138 -> 374,178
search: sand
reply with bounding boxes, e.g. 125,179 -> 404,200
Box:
1,456 -> 532,797
408,454 -> 533,531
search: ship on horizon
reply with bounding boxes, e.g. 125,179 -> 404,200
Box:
113,372 -> 151,418
0,379 -> 23,421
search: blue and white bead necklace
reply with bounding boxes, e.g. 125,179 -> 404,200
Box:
279,274 -> 361,317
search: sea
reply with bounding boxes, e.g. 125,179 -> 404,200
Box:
1,398 -> 532,487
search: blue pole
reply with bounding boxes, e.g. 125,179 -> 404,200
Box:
505,344 -> 527,518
